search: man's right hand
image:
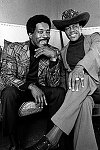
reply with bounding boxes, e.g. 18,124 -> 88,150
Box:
28,84 -> 47,108
68,65 -> 84,91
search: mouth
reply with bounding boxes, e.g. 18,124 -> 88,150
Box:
39,40 -> 48,45
70,32 -> 77,36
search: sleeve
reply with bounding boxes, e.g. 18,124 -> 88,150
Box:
1,43 -> 26,90
47,59 -> 61,87
77,32 -> 100,83
59,60 -> 67,90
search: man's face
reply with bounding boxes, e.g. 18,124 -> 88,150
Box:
65,23 -> 82,41
29,22 -> 50,47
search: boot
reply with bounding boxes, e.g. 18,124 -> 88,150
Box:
9,134 -> 21,150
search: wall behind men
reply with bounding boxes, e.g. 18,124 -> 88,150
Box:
0,0 -> 58,26
0,0 -> 100,27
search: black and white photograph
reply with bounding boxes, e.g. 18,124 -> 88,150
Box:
0,0 -> 100,150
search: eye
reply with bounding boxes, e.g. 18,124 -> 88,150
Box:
73,24 -> 79,29
38,30 -> 43,34
46,30 -> 50,34
73,25 -> 77,27
65,27 -> 70,32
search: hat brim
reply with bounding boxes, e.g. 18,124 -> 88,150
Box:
52,12 -> 90,31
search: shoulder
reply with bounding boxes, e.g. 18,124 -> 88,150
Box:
84,32 -> 100,42
60,44 -> 69,55
5,40 -> 30,55
8,40 -> 29,49
2,40 -> 30,59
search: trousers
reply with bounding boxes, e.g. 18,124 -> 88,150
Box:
51,74 -> 98,150
1,85 -> 65,136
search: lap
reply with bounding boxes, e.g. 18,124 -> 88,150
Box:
1,86 -> 34,107
40,86 -> 65,102
1,85 -> 65,105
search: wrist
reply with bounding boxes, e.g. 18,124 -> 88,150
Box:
28,83 -> 36,90
50,50 -> 59,61
76,65 -> 84,69
50,56 -> 57,61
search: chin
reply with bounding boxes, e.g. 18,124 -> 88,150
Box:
70,36 -> 79,41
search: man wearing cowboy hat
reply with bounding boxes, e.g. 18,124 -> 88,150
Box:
25,9 -> 100,150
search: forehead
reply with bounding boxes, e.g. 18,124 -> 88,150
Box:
36,22 -> 50,30
66,23 -> 80,28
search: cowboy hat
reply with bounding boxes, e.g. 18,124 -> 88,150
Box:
52,9 -> 90,31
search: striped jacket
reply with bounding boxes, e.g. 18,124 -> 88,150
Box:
1,41 -> 66,91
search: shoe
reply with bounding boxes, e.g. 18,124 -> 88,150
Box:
24,135 -> 51,150
9,134 -> 21,150
9,145 -> 22,150
50,143 -> 59,150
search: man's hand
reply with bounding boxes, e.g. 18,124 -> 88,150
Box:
68,65 -> 84,91
28,84 -> 47,108
34,46 -> 57,59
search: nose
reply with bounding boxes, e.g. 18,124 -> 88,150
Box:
70,26 -> 74,31
43,31 -> 48,37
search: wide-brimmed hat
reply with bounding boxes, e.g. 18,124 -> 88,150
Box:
53,9 -> 90,31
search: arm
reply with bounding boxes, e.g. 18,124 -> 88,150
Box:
46,47 -> 64,87
1,43 -> 25,90
77,32 -> 100,82
68,33 -> 100,91
59,60 -> 67,90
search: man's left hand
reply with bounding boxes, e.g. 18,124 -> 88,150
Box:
34,46 -> 57,58
68,65 -> 84,91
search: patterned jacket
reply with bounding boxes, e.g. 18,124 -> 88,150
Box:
1,41 -> 66,91
61,32 -> 100,84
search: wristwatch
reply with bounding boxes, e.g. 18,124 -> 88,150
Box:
50,49 -> 59,61
50,57 -> 57,61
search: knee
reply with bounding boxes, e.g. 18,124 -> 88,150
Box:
55,87 -> 65,97
1,86 -> 18,104
83,96 -> 94,109
54,87 -> 66,103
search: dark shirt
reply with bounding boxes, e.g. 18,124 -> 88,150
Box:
26,42 -> 40,85
19,42 -> 60,90
19,42 -> 41,90
66,34 -> 85,70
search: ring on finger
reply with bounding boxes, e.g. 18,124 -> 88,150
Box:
76,77 -> 80,81
81,77 -> 84,81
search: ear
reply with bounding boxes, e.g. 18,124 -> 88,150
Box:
28,33 -> 32,39
79,26 -> 82,33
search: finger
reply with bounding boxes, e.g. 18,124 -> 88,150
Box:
75,78 -> 80,91
71,76 -> 78,91
68,73 -> 72,90
81,77 -> 84,88
79,70 -> 84,88
43,95 -> 47,106
35,95 -> 39,104
40,96 -> 44,109
34,50 -> 44,58
34,48 -> 41,51
72,80 -> 75,91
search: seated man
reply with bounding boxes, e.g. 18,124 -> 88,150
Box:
1,15 -> 66,150
25,9 -> 100,150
